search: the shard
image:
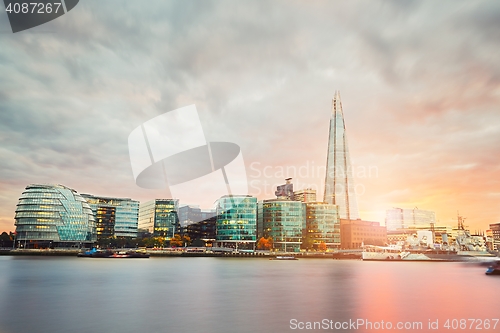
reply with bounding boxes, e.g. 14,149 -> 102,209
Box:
323,91 -> 360,220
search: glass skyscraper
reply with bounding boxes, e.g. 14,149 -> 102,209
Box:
305,202 -> 340,249
324,91 -> 360,220
81,194 -> 139,239
260,199 -> 305,252
215,195 -> 257,249
14,184 -> 96,248
138,199 -> 180,237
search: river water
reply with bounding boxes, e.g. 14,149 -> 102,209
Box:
0,256 -> 498,333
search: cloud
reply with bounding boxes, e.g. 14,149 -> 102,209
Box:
1,0 -> 499,231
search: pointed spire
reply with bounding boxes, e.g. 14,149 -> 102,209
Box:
324,90 -> 359,220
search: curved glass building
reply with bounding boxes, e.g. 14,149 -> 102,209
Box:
14,184 -> 96,248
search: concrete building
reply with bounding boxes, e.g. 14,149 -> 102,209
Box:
293,188 -> 317,203
340,219 -> 387,249
489,223 -> 500,251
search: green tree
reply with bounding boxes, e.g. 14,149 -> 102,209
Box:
0,232 -> 11,241
301,237 -> 314,250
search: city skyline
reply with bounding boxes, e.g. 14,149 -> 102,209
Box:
1,1 -> 500,232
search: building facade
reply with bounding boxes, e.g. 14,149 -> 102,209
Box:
81,194 -> 139,239
215,195 -> 257,249
178,205 -> 216,228
489,223 -> 500,251
138,199 -> 180,238
260,199 -> 306,252
14,184 -> 96,248
340,219 -> 387,249
385,208 -> 436,231
387,225 -> 453,245
184,216 -> 217,247
305,202 -> 340,250
323,91 -> 360,220
293,189 -> 317,203
275,178 -> 294,199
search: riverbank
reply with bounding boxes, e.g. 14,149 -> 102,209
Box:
0,249 -> 358,259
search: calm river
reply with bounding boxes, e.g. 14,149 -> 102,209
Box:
0,256 -> 498,333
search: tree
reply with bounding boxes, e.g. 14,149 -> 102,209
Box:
182,234 -> 191,246
170,234 -> 183,247
318,242 -> 327,252
0,232 -> 11,241
301,237 -> 314,251
257,237 -> 273,250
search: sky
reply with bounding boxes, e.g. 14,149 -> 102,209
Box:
0,0 -> 499,232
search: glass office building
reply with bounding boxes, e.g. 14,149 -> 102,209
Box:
261,199 -> 305,252
215,195 -> 257,249
81,194 -> 139,239
139,199 -> 180,237
178,205 -> 216,228
305,202 -> 340,249
14,184 -> 96,248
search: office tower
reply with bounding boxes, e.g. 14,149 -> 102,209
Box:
260,199 -> 305,252
304,202 -> 340,249
14,184 -> 96,248
81,194 -> 139,239
215,195 -> 257,250
139,199 -> 180,237
340,219 -> 387,249
385,207 -> 436,231
323,91 -> 359,220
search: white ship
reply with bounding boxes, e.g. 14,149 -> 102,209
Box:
363,222 -> 498,262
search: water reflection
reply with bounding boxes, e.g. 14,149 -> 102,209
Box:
0,257 -> 498,333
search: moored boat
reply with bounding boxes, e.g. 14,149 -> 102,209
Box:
106,251 -> 150,258
485,263 -> 500,275
363,224 -> 498,262
363,244 -> 499,262
270,255 -> 298,260
77,248 -> 149,258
